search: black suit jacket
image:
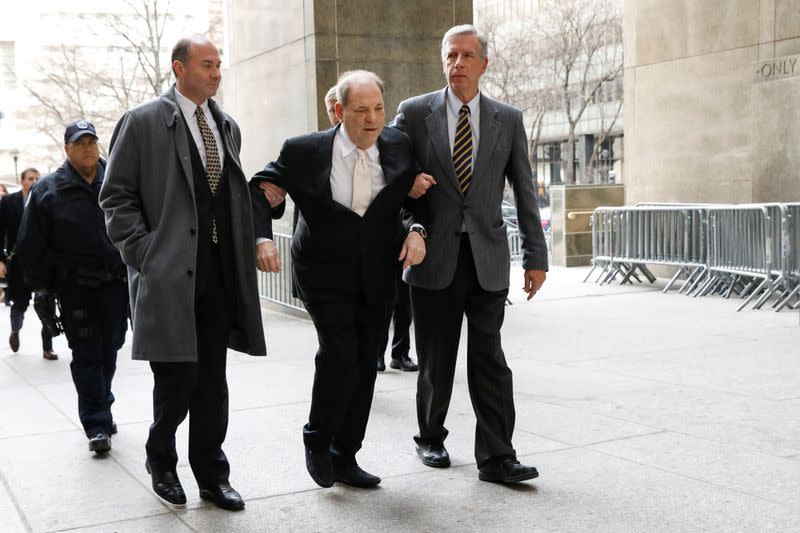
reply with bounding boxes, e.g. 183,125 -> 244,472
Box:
0,190 -> 25,263
250,125 -> 424,305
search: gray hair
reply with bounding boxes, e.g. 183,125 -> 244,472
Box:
441,24 -> 488,60
324,85 -> 338,107
336,70 -> 385,107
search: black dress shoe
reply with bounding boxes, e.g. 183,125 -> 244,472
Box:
416,442 -> 451,468
110,422 -> 117,435
389,356 -> 419,372
145,461 -> 187,505
88,433 -> 111,454
478,458 -> 539,484
199,483 -> 245,511
333,463 -> 381,488
377,359 -> 386,372
9,332 -> 19,353
305,447 -> 334,488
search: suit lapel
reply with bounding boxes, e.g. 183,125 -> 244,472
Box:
473,95 -> 500,186
161,87 -> 195,199
424,89 -> 461,192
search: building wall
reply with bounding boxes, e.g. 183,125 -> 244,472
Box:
223,0 -> 473,178
624,0 -> 800,204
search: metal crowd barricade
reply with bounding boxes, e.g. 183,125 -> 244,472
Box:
507,227 -> 523,264
701,206 -> 775,311
585,206 -> 707,291
586,202 -> 800,313
776,203 -> 800,310
257,233 -> 306,312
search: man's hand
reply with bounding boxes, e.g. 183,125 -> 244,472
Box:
523,269 -> 546,301
256,241 -> 281,273
399,232 -> 426,269
259,182 -> 287,208
0,262 -> 6,279
408,173 -> 436,199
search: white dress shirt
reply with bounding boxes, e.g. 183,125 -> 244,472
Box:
174,87 -> 225,169
446,88 -> 480,160
330,125 -> 386,210
255,126 -> 387,246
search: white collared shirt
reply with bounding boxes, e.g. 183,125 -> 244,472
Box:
330,125 -> 386,211
446,88 -> 480,161
174,87 -> 225,169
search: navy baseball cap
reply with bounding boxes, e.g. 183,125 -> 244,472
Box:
64,120 -> 98,144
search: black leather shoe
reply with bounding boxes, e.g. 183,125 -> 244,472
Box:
333,463 -> 381,488
110,423 -> 117,435
9,332 -> 19,353
199,483 -> 245,511
305,447 -> 334,488
377,359 -> 386,372
479,458 -> 539,484
390,356 -> 419,372
145,460 -> 186,505
416,442 -> 451,468
88,433 -> 111,454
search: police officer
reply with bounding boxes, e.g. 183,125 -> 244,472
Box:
16,120 -> 128,454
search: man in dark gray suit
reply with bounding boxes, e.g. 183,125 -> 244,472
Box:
392,24 -> 548,484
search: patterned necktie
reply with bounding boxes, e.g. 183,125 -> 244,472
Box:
351,149 -> 372,217
453,105 -> 473,194
194,106 -> 221,243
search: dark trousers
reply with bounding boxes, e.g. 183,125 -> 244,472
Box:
146,249 -> 232,485
411,236 -> 516,468
58,281 -> 128,437
10,294 -> 53,351
377,263 -> 412,363
303,296 -> 385,464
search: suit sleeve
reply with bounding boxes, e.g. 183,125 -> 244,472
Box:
99,111 -> 152,271
248,140 -> 293,240
506,110 -> 548,271
15,187 -> 52,289
0,197 -> 7,263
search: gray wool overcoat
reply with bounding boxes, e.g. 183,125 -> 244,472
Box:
100,85 -> 267,362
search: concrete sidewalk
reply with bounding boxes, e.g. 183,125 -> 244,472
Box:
1,267 -> 799,532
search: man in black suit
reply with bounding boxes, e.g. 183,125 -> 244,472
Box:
0,168 -> 57,360
250,70 -> 427,489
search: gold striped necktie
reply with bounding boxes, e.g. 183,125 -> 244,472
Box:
194,106 -> 221,243
453,104 -> 472,194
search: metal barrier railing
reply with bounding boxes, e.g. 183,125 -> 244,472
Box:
587,203 -> 800,313
257,233 -> 306,312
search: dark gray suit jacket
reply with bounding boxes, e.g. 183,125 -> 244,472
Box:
392,88 -> 548,292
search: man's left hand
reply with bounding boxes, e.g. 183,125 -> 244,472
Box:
259,181 -> 287,208
399,232 -> 426,269
523,269 -> 546,301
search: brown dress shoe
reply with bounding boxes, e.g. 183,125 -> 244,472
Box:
43,350 -> 58,360
9,332 -> 19,353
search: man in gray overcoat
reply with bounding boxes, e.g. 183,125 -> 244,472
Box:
100,34 -> 274,511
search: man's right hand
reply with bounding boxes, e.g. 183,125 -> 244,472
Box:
408,173 -> 436,199
256,240 -> 281,273
259,182 -> 287,208
0,262 -> 6,279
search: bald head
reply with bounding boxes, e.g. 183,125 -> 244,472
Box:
171,34 -> 222,105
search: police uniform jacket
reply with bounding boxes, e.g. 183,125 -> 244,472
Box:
16,159 -> 125,290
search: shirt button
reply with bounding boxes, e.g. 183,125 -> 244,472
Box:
186,269 -> 194,277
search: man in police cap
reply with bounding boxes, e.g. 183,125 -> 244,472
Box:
16,119 -> 128,455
